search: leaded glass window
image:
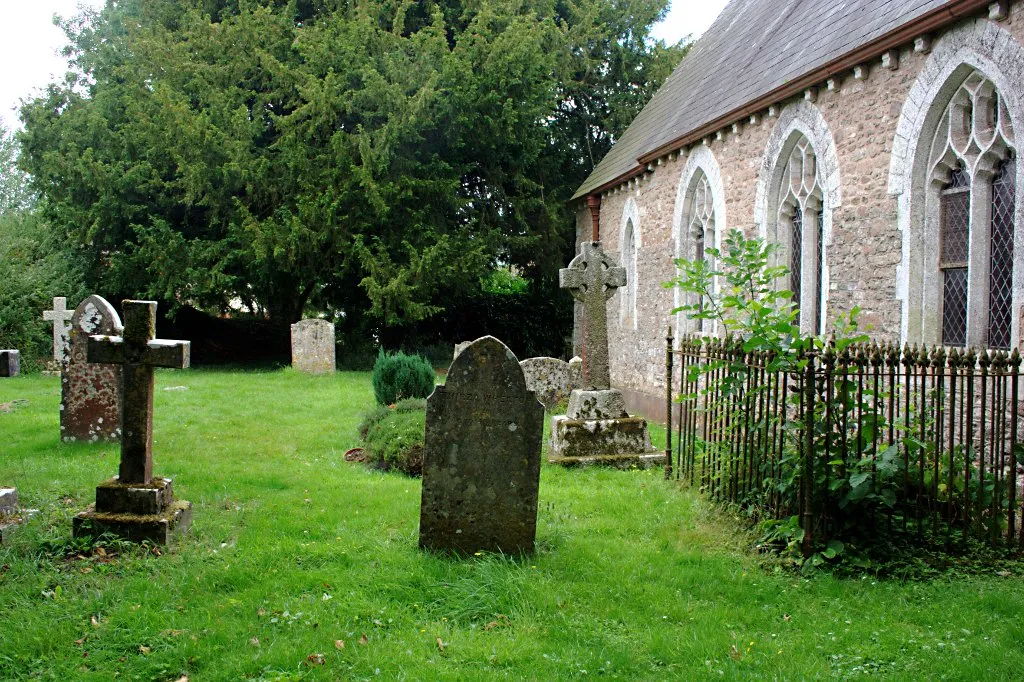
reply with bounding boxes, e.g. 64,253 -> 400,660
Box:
688,172 -> 715,324
623,219 -> 637,326
924,70 -> 1017,349
775,135 -> 825,334
989,156 -> 1016,349
940,166 -> 970,346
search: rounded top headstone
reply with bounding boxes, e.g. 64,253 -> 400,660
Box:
445,336 -> 528,395
73,295 -> 123,336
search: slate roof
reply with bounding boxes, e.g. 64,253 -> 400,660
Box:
573,0 -> 970,199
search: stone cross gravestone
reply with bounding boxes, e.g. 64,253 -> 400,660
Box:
72,300 -> 192,544
552,242 -> 660,467
290,319 -> 336,374
0,350 -> 19,377
559,241 -> 626,390
43,297 -> 75,363
419,336 -> 544,555
62,295 -> 123,442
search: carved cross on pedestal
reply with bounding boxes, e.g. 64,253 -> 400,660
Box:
87,301 -> 190,484
559,241 -> 626,390
43,297 -> 74,362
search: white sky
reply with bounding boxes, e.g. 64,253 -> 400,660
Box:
0,0 -> 729,132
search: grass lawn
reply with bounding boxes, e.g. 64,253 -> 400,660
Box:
1,369 -> 1023,681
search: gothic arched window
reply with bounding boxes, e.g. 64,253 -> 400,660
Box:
925,72 -> 1016,348
688,171 -> 715,322
621,218 -> 638,328
774,135 -> 826,334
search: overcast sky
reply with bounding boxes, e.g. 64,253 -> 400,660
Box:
0,0 -> 729,132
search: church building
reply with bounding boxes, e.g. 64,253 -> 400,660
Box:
572,0 -> 1024,419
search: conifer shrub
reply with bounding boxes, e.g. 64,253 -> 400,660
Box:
371,349 -> 436,405
359,398 -> 426,476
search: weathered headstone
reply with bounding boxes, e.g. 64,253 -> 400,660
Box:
453,341 -> 472,360
0,487 -> 36,544
73,300 -> 192,544
290,319 -> 336,374
43,297 -> 75,363
0,487 -> 20,544
62,295 -> 123,442
0,350 -> 19,377
520,357 -> 572,410
551,242 -> 660,467
419,336 -> 544,555
568,356 -> 583,389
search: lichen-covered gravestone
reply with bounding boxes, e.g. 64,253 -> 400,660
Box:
419,336 -> 544,555
73,300 -> 192,544
62,295 -> 123,442
0,350 -> 19,377
290,319 -> 336,374
519,357 -> 572,410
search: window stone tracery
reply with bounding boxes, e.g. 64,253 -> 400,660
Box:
924,71 -> 1016,348
773,135 -> 826,334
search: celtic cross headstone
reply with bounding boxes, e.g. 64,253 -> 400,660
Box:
559,241 -> 626,390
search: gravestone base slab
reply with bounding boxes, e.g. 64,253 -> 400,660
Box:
73,500 -> 192,545
94,477 -> 175,516
549,415 -> 662,467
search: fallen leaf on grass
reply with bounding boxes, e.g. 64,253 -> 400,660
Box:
257,608 -> 266,617
139,646 -> 151,655
334,640 -> 345,650
729,645 -> 742,661
436,637 -> 445,652
250,638 -> 260,647
74,636 -> 87,647
90,616 -> 101,628
160,629 -> 185,638
359,634 -> 368,646
783,614 -> 791,622
306,653 -> 325,666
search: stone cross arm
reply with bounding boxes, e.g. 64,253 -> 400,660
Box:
87,336 -> 190,368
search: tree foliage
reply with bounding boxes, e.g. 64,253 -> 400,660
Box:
18,0 -> 687,334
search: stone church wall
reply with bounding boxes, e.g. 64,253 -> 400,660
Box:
575,6 -> 1024,420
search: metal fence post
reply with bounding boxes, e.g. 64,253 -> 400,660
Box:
665,320 -> 674,480
802,350 -> 817,558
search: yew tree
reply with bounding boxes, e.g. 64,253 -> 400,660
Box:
18,0 -> 685,327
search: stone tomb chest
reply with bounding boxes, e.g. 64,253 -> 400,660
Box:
62,295 -> 123,442
290,319 -> 336,374
419,336 -> 544,555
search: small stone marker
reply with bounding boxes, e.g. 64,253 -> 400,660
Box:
73,300 -> 192,544
0,350 -> 20,377
62,295 -> 123,442
0,487 -> 36,544
290,319 -> 336,374
419,336 -> 544,555
520,357 -> 572,410
43,297 -> 75,363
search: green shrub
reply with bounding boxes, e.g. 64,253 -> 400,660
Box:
371,349 -> 436,405
360,398 -> 426,476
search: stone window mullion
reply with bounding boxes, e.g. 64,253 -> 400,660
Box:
966,179 -> 993,347
800,204 -> 820,335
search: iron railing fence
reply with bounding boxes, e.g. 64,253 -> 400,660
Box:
665,330 -> 1024,554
